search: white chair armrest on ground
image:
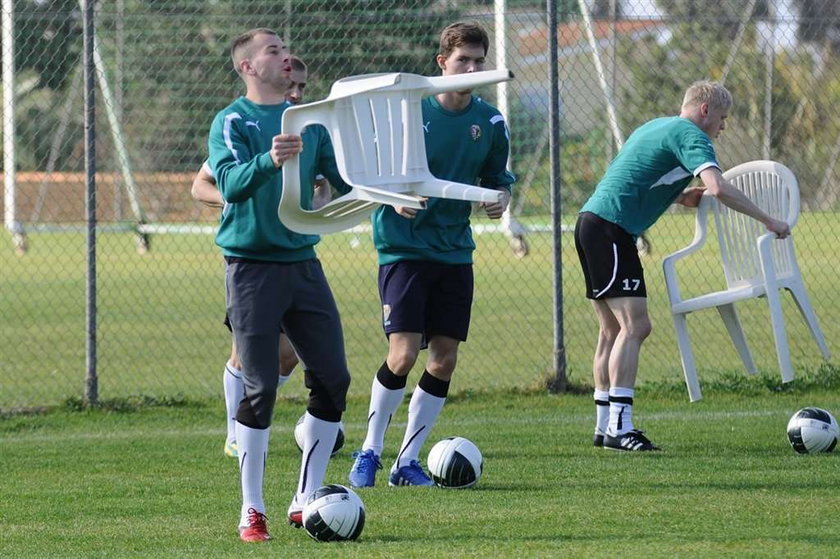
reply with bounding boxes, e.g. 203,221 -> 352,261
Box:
278,69 -> 513,234
662,160 -> 830,402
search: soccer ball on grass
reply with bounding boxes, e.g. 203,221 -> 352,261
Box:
302,484 -> 365,541
786,407 -> 838,454
427,436 -> 483,489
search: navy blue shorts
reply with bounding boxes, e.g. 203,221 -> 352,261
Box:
378,260 -> 474,342
574,212 -> 647,299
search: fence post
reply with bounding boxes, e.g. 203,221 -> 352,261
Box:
83,0 -> 98,406
547,0 -> 567,393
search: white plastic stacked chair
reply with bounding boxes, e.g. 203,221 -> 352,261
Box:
278,69 -> 513,234
662,160 -> 830,401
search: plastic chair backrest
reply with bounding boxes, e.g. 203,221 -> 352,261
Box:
279,69 -> 513,234
718,160 -> 799,287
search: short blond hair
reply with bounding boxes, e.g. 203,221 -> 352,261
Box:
230,27 -> 277,75
682,81 -> 733,111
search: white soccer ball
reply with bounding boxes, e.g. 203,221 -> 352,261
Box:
427,436 -> 483,489
302,484 -> 365,542
786,407 -> 839,454
294,414 -> 345,457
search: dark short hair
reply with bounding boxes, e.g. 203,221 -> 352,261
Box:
438,21 -> 489,58
290,55 -> 307,73
230,27 -> 277,75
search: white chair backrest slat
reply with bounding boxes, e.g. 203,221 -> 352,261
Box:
718,161 -> 800,286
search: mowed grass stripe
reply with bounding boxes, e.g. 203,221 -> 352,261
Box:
0,407 -> 793,445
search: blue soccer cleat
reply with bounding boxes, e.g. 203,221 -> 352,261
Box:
388,460 -> 435,487
348,449 -> 382,488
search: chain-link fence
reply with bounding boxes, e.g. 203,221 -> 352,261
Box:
2,0 -> 837,409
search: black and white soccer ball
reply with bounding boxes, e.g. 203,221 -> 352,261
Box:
427,436 -> 483,489
786,407 -> 838,454
302,484 -> 365,542
294,414 -> 345,457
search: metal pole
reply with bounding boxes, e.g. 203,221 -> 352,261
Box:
577,0 -> 623,150
547,0 -> 566,392
607,0 -> 617,162
720,0 -> 758,85
763,4 -> 775,160
83,0 -> 98,406
77,0 -> 148,252
494,0 -> 509,122
114,0 -> 124,220
2,0 -> 25,253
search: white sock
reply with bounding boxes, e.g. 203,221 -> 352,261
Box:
594,389 -> 609,435
277,374 -> 291,390
362,377 -> 405,456
236,422 -> 270,525
223,362 -> 244,444
295,412 -> 340,505
608,387 -> 635,436
395,386 -> 445,469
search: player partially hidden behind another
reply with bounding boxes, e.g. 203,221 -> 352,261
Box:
207,28 -> 352,541
191,54 -> 330,460
575,81 -> 790,451
348,21 -> 514,488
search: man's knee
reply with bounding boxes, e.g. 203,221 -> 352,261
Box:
305,368 -> 350,415
628,317 -> 652,341
236,386 -> 278,429
427,353 -> 457,379
388,346 -> 420,375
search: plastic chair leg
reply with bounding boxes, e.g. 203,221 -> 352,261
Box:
764,286 -> 795,383
788,283 -> 831,359
716,303 -> 757,375
672,312 -> 703,402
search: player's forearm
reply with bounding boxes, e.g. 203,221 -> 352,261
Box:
714,184 -> 775,226
214,152 -> 279,203
191,178 -> 224,208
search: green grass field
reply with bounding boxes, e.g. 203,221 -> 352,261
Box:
1,212 -> 837,409
2,212 -> 839,556
2,386 -> 840,557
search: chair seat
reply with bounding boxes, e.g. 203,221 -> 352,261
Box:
671,284 -> 767,314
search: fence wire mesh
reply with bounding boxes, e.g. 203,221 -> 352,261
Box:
1,0 -> 837,409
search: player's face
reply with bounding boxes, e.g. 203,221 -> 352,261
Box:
285,69 -> 308,105
701,104 -> 728,139
437,44 -> 486,93
246,33 -> 292,92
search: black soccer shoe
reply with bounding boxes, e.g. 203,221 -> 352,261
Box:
593,432 -> 605,447
603,429 -> 660,452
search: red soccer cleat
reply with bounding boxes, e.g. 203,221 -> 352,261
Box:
239,507 -> 270,542
287,497 -> 304,528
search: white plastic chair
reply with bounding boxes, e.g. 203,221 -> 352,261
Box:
278,69 -> 513,234
662,160 -> 830,401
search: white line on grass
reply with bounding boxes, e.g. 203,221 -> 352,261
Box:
1,408 -> 786,444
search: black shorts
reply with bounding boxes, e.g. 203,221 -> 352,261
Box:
378,260 -> 474,342
574,212 -> 647,299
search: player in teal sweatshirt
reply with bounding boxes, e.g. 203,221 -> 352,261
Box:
207,27 -> 351,541
349,21 -> 515,488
